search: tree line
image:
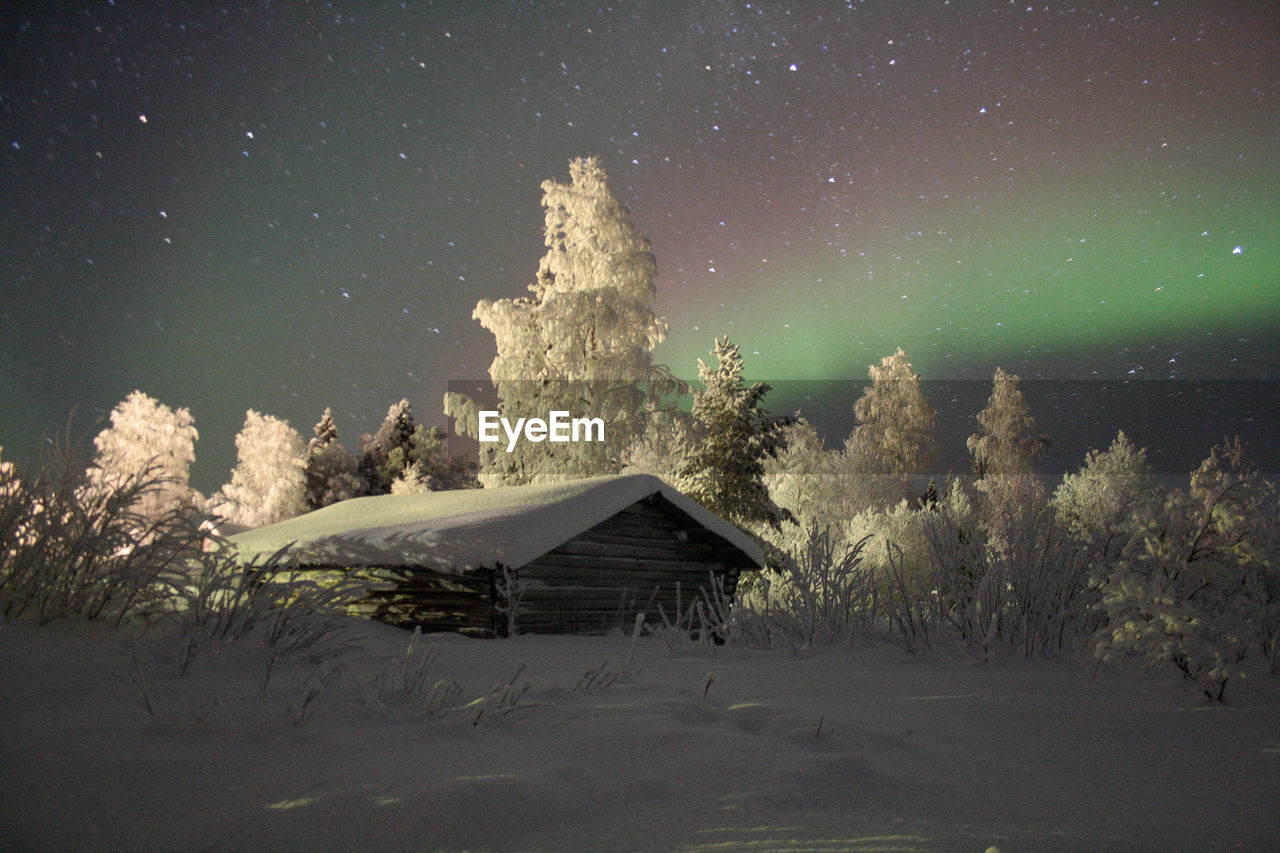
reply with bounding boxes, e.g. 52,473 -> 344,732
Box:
2,155 -> 1275,700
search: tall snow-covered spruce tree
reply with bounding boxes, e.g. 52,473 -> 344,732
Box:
679,337 -> 791,530
445,156 -> 680,486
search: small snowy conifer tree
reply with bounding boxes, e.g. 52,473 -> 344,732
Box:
304,407 -> 361,510
85,390 -> 200,525
212,410 -> 306,528
678,337 -> 791,529
389,424 -> 448,493
445,156 -> 680,485
358,399 -> 418,496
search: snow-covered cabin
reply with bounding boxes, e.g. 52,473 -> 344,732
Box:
228,474 -> 764,637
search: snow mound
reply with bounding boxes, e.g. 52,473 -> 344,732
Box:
228,474 -> 765,573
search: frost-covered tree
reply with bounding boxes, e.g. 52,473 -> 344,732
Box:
304,408 -> 361,510
1189,438 -> 1280,675
763,418 -> 841,536
212,410 -> 306,528
358,399 -> 418,496
389,424 -> 478,493
678,337 -> 791,529
310,406 -> 339,449
839,348 -> 939,514
620,408 -> 697,491
1053,430 -> 1157,553
445,156 -> 680,486
966,367 -> 1049,542
85,390 -> 200,525
1094,438 -> 1280,700
0,447 -> 16,499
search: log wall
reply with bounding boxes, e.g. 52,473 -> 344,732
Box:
512,494 -> 751,634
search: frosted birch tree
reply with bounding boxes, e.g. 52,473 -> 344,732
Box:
85,390 -> 200,524
839,347 -> 939,513
967,367 -> 1049,543
445,156 -> 680,486
212,410 -> 306,528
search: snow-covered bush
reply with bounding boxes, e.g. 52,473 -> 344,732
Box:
1053,430 -> 1160,560
845,499 -> 932,585
874,490 -> 1094,658
165,539 -> 363,686
1095,489 -> 1250,701
739,524 -> 875,647
0,442 -> 204,624
1093,439 -> 1280,699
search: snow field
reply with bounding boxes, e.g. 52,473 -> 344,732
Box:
2,617 -> 1278,852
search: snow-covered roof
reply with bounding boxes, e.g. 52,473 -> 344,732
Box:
227,474 -> 765,573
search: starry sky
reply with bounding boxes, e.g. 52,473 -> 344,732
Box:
2,1 -> 1277,492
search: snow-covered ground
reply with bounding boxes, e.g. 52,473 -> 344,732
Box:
2,617 -> 1278,852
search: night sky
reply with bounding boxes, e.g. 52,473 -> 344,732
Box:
2,1 -> 1277,492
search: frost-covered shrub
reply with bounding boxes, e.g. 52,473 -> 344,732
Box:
739,524 -> 874,646
0,443 -> 204,624
845,498 -> 931,585
1095,490 -> 1250,701
761,419 -> 842,533
986,503 -> 1097,656
1093,439 -> 1280,699
877,489 -> 1094,658
1053,430 -> 1160,560
166,540 -> 361,686
869,485 -> 980,653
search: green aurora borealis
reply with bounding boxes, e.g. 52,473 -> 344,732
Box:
655,160 -> 1279,382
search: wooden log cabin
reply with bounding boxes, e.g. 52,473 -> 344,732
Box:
227,474 -> 764,637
